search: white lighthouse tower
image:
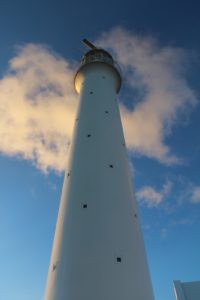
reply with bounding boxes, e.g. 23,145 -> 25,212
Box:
44,40 -> 154,300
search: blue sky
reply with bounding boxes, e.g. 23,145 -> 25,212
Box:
0,1 -> 200,300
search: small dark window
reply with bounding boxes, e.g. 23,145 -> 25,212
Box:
67,172 -> 70,177
76,117 -> 79,121
90,91 -> 93,95
102,76 -> 106,79
116,257 -> 122,262
122,142 -> 125,146
83,204 -> 87,208
53,264 -> 56,271
134,213 -> 137,218
105,110 -> 109,114
87,134 -> 91,138
109,164 -> 114,168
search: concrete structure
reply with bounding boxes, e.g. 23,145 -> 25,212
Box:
174,280 -> 200,300
44,41 -> 154,300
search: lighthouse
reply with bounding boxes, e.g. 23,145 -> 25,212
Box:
44,40 -> 154,300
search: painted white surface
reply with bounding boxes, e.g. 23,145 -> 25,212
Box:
174,280 -> 200,300
44,58 -> 154,300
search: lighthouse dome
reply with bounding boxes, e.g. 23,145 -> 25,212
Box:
80,48 -> 114,67
74,47 -> 121,94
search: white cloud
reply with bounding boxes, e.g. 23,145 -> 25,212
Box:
0,44 -> 77,172
136,186 -> 162,207
191,186 -> 200,203
136,180 -> 172,207
0,27 -> 198,172
97,27 -> 198,164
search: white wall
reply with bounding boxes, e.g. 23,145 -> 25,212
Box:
174,280 -> 200,300
44,61 -> 154,300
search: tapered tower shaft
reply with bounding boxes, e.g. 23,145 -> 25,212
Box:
44,45 -> 154,300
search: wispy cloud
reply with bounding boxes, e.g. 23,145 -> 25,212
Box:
137,186 -> 163,207
191,186 -> 200,203
159,177 -> 200,210
97,27 -> 198,164
0,27 -> 198,172
136,180 -> 172,207
170,218 -> 193,226
160,218 -> 193,239
171,176 -> 200,206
